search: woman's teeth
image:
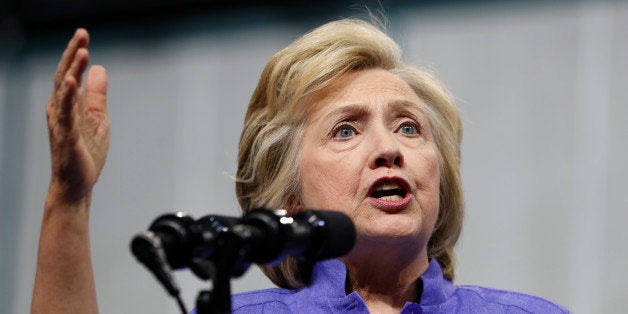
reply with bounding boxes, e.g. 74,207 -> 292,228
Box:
376,182 -> 400,191
379,195 -> 403,201
371,181 -> 406,200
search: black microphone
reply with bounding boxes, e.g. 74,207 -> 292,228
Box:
130,231 -> 180,296
131,209 -> 355,313
131,213 -> 239,277
131,209 -> 355,279
130,224 -> 190,314
289,209 -> 356,261
230,209 -> 356,265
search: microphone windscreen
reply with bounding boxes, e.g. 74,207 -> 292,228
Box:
298,210 -> 356,261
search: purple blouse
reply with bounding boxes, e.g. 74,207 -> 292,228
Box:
226,258 -> 569,313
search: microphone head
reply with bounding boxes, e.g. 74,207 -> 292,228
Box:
295,210 -> 356,261
130,232 -> 180,296
148,213 -> 195,269
238,209 -> 284,264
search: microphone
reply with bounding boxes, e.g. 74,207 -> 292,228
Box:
232,209 -> 356,264
130,231 -> 180,296
131,209 -> 355,313
131,209 -> 355,282
291,209 -> 356,260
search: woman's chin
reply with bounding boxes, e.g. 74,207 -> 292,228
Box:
347,227 -> 428,265
357,220 -> 425,244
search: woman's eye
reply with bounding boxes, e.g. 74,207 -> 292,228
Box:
333,126 -> 355,139
400,123 -> 419,135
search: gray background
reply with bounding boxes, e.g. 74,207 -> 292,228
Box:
1,1 -> 627,313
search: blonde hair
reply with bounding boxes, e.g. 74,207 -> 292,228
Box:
236,19 -> 464,288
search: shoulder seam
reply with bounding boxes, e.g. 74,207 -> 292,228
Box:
457,286 -> 565,313
233,300 -> 290,312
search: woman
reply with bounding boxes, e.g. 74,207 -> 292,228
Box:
32,19 -> 569,313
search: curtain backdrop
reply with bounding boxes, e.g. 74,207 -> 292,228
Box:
1,1 -> 626,313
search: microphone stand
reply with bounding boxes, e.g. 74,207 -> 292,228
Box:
195,261 -> 232,314
193,230 -> 251,314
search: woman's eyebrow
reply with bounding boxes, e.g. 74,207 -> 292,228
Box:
321,103 -> 371,121
315,99 -> 426,124
386,99 -> 427,117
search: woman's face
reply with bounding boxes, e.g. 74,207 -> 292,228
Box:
299,68 -> 441,253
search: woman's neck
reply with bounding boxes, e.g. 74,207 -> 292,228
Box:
342,244 -> 429,313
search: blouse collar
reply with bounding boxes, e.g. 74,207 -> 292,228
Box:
308,258 -> 455,307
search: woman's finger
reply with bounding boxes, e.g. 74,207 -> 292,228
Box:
84,65 -> 108,114
56,47 -> 89,118
66,47 -> 89,88
54,29 -> 89,91
56,76 -> 78,128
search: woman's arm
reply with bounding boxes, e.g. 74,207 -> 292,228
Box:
31,28 -> 109,314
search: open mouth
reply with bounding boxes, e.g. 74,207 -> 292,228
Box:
368,178 -> 410,202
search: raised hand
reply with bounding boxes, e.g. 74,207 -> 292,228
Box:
32,29 -> 107,314
46,28 -> 109,204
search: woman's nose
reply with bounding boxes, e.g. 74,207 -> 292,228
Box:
368,128 -> 404,169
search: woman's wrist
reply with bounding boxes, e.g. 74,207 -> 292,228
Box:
43,181 -> 92,226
